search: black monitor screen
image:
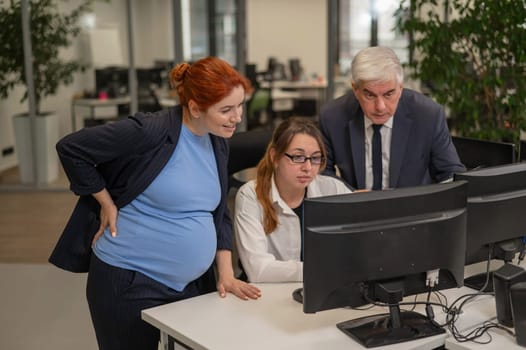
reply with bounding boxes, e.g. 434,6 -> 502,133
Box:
289,58 -> 302,81
452,136 -> 515,170
454,162 -> 526,267
136,67 -> 164,88
302,182 -> 467,347
95,66 -> 129,98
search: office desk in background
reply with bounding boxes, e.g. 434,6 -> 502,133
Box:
142,282 -> 448,350
71,96 -> 131,132
260,79 -> 328,116
262,79 -> 328,92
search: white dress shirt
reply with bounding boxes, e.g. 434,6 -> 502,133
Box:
364,115 -> 393,190
234,175 -> 353,283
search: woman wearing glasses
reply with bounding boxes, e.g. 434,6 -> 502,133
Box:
234,117 -> 353,283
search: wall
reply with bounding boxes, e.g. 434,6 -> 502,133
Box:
0,0 -> 129,172
246,0 -> 327,80
0,0 -> 327,172
133,0 -> 174,67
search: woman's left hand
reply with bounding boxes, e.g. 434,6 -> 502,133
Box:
217,275 -> 261,300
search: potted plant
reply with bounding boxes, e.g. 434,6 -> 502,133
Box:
0,0 -> 94,183
395,0 -> 526,145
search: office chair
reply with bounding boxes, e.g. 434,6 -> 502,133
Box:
228,129 -> 273,281
227,129 -> 272,193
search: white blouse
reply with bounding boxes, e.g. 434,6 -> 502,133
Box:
234,175 -> 353,283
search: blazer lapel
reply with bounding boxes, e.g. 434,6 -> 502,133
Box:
389,104 -> 412,188
349,113 -> 366,189
211,135 -> 228,195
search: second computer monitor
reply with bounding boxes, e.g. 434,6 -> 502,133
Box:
454,162 -> 526,266
452,136 -> 515,170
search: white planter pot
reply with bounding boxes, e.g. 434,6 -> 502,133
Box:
13,112 -> 59,184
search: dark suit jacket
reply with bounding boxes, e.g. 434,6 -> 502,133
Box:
49,106 -> 232,293
319,89 -> 465,189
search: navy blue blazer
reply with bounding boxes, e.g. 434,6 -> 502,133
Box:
49,106 -> 231,292
319,89 -> 465,189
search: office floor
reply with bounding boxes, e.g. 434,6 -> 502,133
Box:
0,167 -> 98,349
0,264 -> 97,349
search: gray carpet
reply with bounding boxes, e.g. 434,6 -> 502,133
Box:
0,263 -> 97,350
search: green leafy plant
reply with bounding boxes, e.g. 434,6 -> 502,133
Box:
0,0 -> 94,114
395,0 -> 526,143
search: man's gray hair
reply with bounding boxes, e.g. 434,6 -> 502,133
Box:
351,46 -> 404,86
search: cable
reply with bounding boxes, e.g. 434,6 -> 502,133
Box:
477,246 -> 494,293
444,290 -> 498,342
425,287 -> 435,320
354,283 -> 505,345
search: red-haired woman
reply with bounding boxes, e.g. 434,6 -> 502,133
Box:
50,56 -> 261,350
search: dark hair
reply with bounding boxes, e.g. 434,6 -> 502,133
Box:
255,117 -> 327,234
169,56 -> 252,110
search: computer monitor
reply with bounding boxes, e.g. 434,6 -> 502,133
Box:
245,63 -> 259,87
302,182 -> 467,348
265,57 -> 286,81
154,59 -> 176,87
452,136 -> 516,170
454,163 -> 526,290
136,67 -> 164,89
289,58 -> 302,81
95,66 -> 129,98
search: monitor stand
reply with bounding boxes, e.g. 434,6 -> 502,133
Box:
464,272 -> 494,293
337,304 -> 445,348
337,280 -> 445,348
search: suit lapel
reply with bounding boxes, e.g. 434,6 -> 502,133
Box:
349,112 -> 366,189
389,102 -> 412,188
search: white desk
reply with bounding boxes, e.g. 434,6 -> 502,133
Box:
142,282 -> 448,350
260,80 -> 327,116
442,282 -> 522,350
142,262 -> 526,350
442,262 -> 525,349
71,96 -> 131,131
446,327 -> 521,350
270,88 -> 301,113
262,79 -> 328,90
444,299 -> 521,350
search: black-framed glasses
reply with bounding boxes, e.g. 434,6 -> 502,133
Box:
284,153 -> 324,165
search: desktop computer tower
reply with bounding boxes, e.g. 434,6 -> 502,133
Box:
493,263 -> 526,327
511,282 -> 526,346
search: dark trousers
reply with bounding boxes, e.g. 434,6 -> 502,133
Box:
87,254 -> 199,350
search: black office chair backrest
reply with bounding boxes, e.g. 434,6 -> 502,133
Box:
227,129 -> 273,191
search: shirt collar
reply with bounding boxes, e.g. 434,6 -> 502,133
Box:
363,114 -> 394,129
270,175 -> 301,215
